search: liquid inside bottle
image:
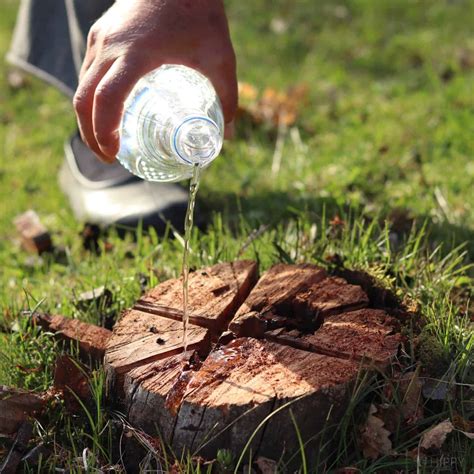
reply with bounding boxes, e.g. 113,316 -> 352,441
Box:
117,64 -> 224,182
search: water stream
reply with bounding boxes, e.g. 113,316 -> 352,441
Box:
181,164 -> 201,351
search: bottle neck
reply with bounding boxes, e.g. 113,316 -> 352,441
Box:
171,116 -> 222,167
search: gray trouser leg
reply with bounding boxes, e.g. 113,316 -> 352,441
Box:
6,0 -> 113,96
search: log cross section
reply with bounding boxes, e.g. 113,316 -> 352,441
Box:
104,261 -> 401,461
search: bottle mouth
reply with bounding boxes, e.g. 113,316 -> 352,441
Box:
172,116 -> 223,166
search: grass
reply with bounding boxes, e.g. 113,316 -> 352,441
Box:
0,0 -> 473,471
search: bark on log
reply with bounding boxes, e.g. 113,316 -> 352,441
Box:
104,261 -> 401,464
32,313 -> 111,361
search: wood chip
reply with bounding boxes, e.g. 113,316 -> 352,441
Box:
0,387 -> 46,436
32,313 -> 112,361
13,210 -> 53,254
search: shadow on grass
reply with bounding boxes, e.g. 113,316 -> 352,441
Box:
198,189 -> 474,261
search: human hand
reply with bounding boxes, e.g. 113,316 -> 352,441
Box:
73,0 -> 237,162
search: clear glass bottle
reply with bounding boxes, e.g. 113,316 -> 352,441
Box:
117,64 -> 224,182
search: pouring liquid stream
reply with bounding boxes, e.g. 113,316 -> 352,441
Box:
182,164 -> 201,351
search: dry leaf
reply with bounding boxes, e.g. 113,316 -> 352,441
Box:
238,81 -> 258,102
420,419 -> 454,450
452,412 -> 474,432
237,82 -> 309,128
359,404 -> 393,460
375,403 -> 399,434
329,215 -> 345,227
399,370 -> 423,423
255,456 -> 278,473
168,461 -> 182,474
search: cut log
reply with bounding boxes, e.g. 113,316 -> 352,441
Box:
291,276 -> 369,318
171,338 -> 359,458
266,308 -> 401,365
32,313 -> 111,361
124,351 -> 198,442
106,312 -> 209,398
104,261 -> 401,465
229,266 -> 369,337
105,261 -> 258,400
0,387 -> 46,436
13,210 -> 53,254
135,260 -> 258,331
229,264 -> 327,337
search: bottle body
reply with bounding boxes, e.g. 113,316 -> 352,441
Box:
117,65 -> 224,182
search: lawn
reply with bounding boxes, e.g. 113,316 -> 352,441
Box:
0,0 -> 473,472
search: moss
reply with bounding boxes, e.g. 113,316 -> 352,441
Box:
416,329 -> 451,376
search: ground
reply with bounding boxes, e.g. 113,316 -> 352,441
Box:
0,0 -> 473,472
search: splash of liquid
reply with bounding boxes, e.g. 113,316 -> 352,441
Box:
182,164 -> 201,351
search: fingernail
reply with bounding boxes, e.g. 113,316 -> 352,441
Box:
101,145 -> 118,160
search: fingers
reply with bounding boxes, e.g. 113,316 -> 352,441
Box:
92,58 -> 152,159
73,58 -> 114,160
224,119 -> 235,139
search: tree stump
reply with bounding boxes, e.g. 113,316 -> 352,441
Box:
104,261 -> 401,462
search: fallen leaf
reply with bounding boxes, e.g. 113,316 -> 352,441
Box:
399,370 -> 423,423
452,413 -> 474,432
329,215 -> 345,227
237,82 -> 309,128
167,461 -> 181,474
420,419 -> 454,450
359,404 -> 393,460
255,456 -> 278,473
238,82 -> 258,102
375,403 -> 399,434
